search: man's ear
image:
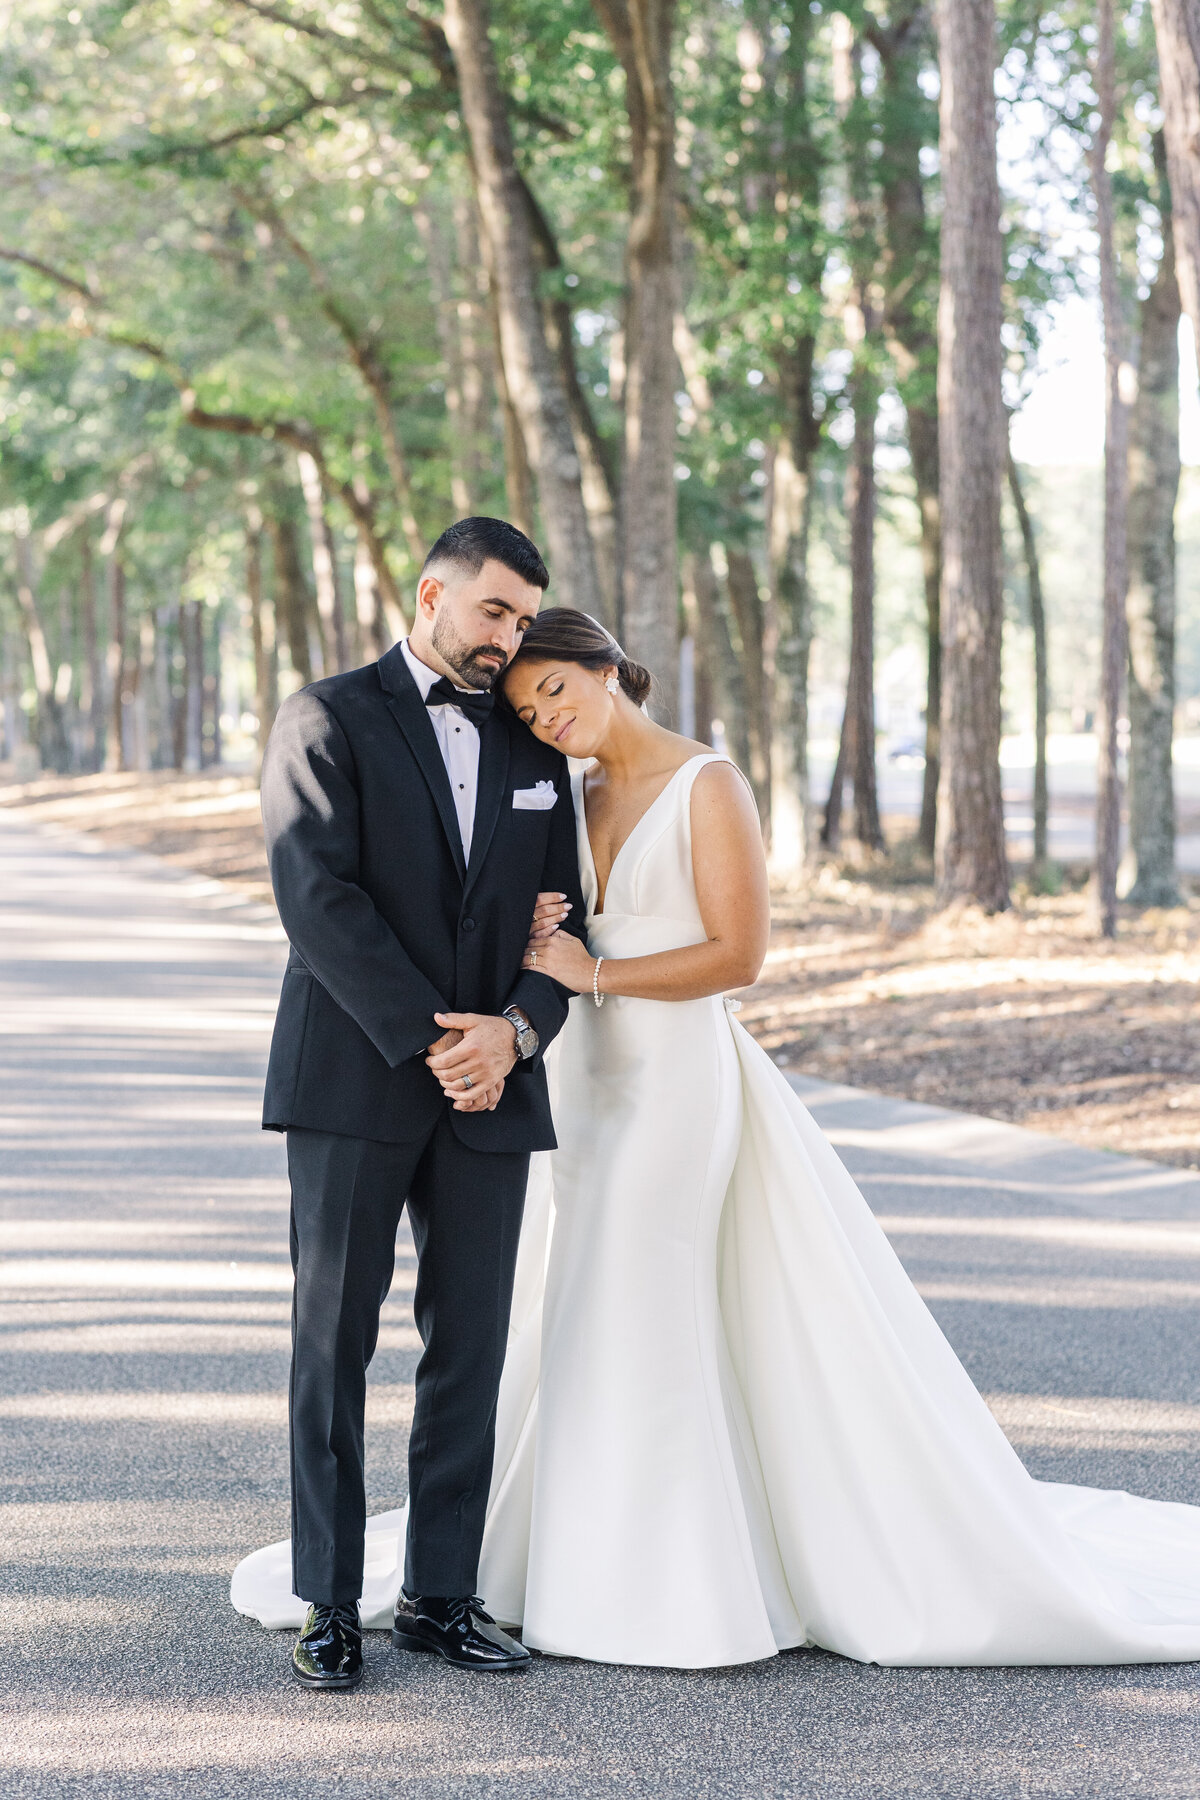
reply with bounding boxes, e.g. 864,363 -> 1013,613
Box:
416,572 -> 443,619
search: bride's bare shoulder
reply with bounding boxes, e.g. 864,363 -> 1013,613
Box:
689,759 -> 767,883
650,732 -> 756,809
690,756 -> 758,810
657,730 -> 722,770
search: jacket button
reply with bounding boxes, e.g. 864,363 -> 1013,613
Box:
461,917 -> 476,932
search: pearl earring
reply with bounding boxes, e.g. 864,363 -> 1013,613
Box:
605,676 -> 619,695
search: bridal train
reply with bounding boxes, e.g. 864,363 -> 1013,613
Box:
234,756 -> 1200,1666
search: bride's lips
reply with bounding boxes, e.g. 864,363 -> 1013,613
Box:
554,719 -> 574,744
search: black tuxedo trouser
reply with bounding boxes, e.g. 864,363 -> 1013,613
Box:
286,1119 -> 529,1606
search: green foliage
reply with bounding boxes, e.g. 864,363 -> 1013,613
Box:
0,0 -> 1179,781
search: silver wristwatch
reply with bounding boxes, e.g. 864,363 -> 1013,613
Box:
501,1006 -> 539,1062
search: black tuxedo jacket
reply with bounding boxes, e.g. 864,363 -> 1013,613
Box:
260,642 -> 587,1153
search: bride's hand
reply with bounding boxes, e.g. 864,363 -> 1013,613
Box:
523,927 -> 596,994
528,890 -> 573,941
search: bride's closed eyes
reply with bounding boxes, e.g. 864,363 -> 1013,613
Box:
504,658 -> 616,754
516,682 -> 563,725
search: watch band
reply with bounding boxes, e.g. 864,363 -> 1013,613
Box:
502,1006 -> 538,1060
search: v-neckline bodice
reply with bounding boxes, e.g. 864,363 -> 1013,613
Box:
578,754 -> 722,917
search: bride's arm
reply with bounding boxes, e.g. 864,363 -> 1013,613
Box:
520,762 -> 770,1002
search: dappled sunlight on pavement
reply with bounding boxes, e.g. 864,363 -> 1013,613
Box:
2,816 -> 1200,1798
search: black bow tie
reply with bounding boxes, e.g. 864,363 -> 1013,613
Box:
425,677 -> 495,725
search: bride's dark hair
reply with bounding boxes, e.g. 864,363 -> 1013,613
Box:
506,608 -> 654,707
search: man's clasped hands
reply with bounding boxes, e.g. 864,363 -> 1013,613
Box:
424,887 -> 572,1112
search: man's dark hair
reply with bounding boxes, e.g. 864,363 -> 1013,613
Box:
422,517 -> 549,590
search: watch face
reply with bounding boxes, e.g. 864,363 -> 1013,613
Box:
506,1011 -> 537,1058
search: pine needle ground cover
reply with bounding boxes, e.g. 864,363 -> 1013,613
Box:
753,870 -> 1200,1171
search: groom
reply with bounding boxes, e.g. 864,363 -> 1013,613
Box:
260,517 -> 586,1690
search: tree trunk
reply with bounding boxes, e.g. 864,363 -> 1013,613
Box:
1089,0 -> 1129,939
444,0 -> 606,617
119,608 -> 139,772
55,556 -> 77,767
674,310 -> 774,816
153,605 -> 172,769
909,408 -> 942,854
13,521 -> 70,773
764,4 -> 825,877
79,525 -> 103,771
349,475 -> 409,639
521,176 -> 621,625
868,4 -> 942,856
826,13 -> 883,855
246,513 -> 278,757
416,190 -> 478,517
823,716 -> 852,854
824,376 -> 884,852
1125,173 -> 1182,908
168,603 -> 185,769
353,513 -> 390,660
453,191 -> 494,516
724,547 -> 772,827
692,544 -> 753,781
182,601 -> 204,773
367,404 -> 424,573
484,267 -> 535,536
1005,441 -> 1049,872
1,628 -> 25,763
934,0 -> 1009,910
680,554 -> 715,745
296,450 -> 348,674
767,372 -> 818,876
203,609 -> 221,767
269,507 -> 315,687
96,496 -> 129,773
131,610 -> 153,772
105,554 -> 128,773
593,0 -> 679,709
1151,0 -> 1200,379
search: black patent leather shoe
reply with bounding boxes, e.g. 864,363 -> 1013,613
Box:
392,1590 -> 531,1671
291,1602 -> 363,1690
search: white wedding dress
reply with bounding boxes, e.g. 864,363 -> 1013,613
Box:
234,753 -> 1200,1667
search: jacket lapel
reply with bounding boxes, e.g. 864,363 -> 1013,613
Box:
377,646 -> 467,882
464,710 -> 509,899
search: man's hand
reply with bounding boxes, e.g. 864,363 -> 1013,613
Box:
450,1077 -> 505,1114
426,1012 -> 519,1098
427,1025 -> 464,1059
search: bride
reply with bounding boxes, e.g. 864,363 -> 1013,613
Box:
235,608 -> 1200,1669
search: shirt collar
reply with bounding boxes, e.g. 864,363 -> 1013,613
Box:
400,637 -> 480,706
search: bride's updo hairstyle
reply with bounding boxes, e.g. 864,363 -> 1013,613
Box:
507,607 -> 653,707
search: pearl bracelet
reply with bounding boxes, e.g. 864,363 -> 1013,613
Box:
592,956 -> 605,1008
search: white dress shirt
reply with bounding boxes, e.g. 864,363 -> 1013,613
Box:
400,637 -> 481,861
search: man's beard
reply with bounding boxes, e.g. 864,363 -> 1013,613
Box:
431,612 -> 507,690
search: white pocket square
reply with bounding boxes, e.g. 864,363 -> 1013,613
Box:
512,781 -> 558,811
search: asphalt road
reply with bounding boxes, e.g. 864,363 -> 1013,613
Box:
2,815 -> 1200,1800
